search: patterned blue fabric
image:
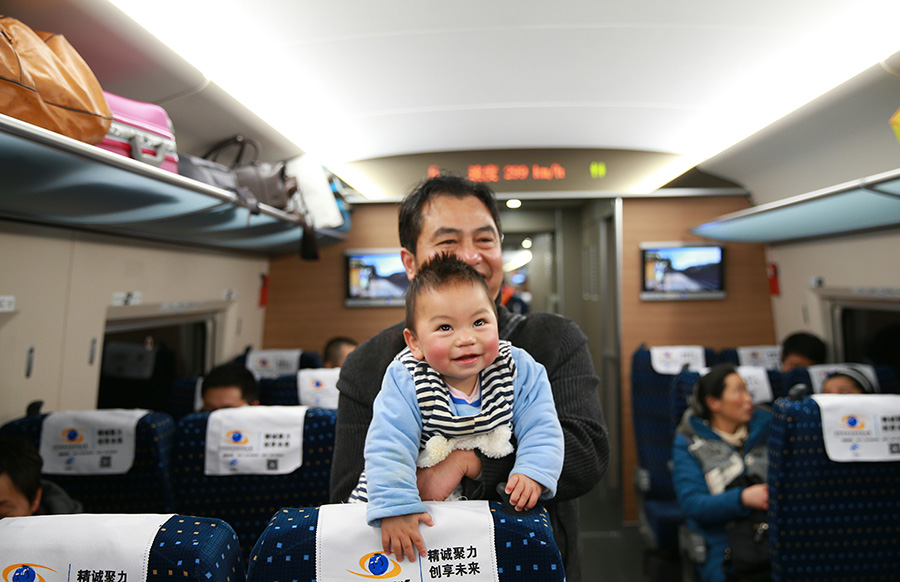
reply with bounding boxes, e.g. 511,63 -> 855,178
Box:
671,369 -> 701,430
172,408 -> 336,561
150,515 -> 245,582
259,375 -> 301,406
246,502 -> 564,582
631,345 -> 712,551
715,348 -> 740,366
0,412 -> 176,513
769,397 -> 900,581
169,377 -> 200,420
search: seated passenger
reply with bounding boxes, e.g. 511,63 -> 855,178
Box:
322,336 -> 358,368
821,367 -> 874,394
0,437 -> 82,518
780,332 -> 827,372
672,364 -> 772,582
201,363 -> 260,412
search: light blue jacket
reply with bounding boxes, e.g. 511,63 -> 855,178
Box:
364,345 -> 564,526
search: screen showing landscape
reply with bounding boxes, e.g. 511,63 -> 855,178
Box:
345,248 -> 409,307
640,242 -> 725,301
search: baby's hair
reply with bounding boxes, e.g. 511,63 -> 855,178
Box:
405,253 -> 496,331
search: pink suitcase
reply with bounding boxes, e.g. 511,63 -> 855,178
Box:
97,91 -> 178,173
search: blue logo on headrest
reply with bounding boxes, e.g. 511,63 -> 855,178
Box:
224,430 -> 249,445
842,415 -> 866,430
346,552 -> 402,578
2,564 -> 55,582
59,428 -> 84,443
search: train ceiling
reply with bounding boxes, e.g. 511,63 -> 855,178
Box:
3,0 -> 900,200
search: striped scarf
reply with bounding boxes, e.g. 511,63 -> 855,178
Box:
401,340 -> 516,447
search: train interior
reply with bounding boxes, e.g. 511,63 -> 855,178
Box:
2,1 -> 900,580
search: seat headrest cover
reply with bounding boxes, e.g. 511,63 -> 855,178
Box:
298,368 -> 341,409
811,393 -> 900,462
0,513 -> 172,581
246,349 -> 303,378
649,346 -> 705,375
205,405 -> 308,475
39,409 -> 148,475
316,501 -> 498,582
807,363 -> 878,393
736,345 -> 781,370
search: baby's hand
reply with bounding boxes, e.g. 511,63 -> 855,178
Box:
380,512 -> 434,562
505,473 -> 543,512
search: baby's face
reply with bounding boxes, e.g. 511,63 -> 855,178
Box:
405,282 -> 499,394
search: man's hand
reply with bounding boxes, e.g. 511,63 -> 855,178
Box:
381,512 -> 434,562
505,473 -> 543,511
416,449 -> 482,501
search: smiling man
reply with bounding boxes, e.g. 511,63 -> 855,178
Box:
331,173 -> 610,581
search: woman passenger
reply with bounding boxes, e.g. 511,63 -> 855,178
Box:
821,367 -> 874,394
672,364 -> 772,582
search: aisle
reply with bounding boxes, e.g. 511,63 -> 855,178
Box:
577,483 -> 683,581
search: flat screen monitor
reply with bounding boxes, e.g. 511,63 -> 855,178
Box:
344,248 -> 409,307
640,242 -> 725,301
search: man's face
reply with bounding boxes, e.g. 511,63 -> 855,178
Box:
781,353 -> 815,372
330,343 -> 356,368
202,386 -> 249,412
0,473 -> 39,518
401,194 -> 503,299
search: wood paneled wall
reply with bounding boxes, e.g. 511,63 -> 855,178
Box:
619,196 -> 776,521
263,204 -> 406,354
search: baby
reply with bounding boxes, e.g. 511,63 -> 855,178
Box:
354,253 -> 563,562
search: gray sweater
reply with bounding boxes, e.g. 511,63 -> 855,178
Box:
330,304 -> 610,581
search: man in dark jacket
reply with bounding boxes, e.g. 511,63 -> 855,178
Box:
330,174 -> 610,581
0,437 -> 82,518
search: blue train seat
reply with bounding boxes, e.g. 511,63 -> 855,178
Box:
246,502 -> 564,582
259,374 -> 301,405
0,410 -> 175,513
171,407 -> 336,560
768,396 -> 900,581
0,513 -> 243,582
169,376 -> 201,420
630,344 -> 713,551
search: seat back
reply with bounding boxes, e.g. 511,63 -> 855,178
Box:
768,397 -> 900,581
631,344 -> 713,499
171,408 -> 336,560
0,411 -> 175,513
246,502 -> 564,582
259,374 -> 301,405
0,513 -> 243,582
671,368 -> 701,429
169,376 -> 201,420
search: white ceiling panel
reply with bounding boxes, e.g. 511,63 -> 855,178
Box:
4,0 -> 900,197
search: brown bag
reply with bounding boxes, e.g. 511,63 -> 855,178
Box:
0,15 -> 112,144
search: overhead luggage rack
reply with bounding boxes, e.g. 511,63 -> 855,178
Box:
0,112 -> 344,253
692,167 -> 900,244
